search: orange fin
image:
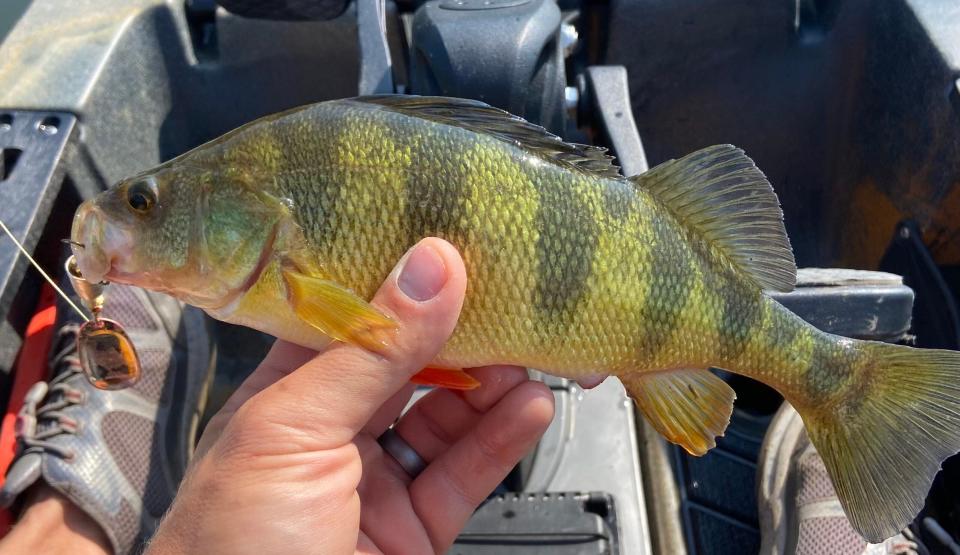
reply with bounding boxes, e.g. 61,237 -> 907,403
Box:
411,367 -> 481,390
621,368 -> 735,456
282,269 -> 397,351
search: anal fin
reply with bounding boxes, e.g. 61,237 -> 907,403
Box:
411,367 -> 481,390
621,368 -> 736,456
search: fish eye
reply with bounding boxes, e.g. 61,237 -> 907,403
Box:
126,179 -> 158,214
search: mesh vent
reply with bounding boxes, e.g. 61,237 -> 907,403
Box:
796,449 -> 838,505
102,412 -> 173,519
796,517 -> 866,555
115,498 -> 144,554
102,287 -> 159,331
131,349 -> 173,402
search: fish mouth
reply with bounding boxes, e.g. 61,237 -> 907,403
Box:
70,201 -> 127,284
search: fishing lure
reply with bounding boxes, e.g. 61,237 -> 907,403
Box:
0,219 -> 140,389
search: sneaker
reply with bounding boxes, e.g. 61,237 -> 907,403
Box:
757,402 -> 921,555
0,282 -> 214,554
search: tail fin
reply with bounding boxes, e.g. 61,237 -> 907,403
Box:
797,341 -> 960,542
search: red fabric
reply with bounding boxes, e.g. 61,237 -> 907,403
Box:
0,286 -> 57,535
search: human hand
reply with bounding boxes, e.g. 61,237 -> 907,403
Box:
147,238 -> 556,554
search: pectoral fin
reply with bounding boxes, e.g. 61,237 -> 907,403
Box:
411,367 -> 481,390
621,368 -> 736,456
283,269 -> 397,351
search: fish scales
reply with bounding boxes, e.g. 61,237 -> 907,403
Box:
71,96 -> 960,543
156,99 -> 826,386
93,97 -> 834,388
213,100 -> 809,383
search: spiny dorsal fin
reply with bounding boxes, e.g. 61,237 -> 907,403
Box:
354,95 -> 622,179
631,145 -> 796,292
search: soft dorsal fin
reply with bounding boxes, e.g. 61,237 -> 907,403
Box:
353,95 -> 622,179
631,145 -> 796,292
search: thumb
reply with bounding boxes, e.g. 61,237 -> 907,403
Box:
233,237 -> 467,450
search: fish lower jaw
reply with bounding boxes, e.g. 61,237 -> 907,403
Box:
73,252 -> 110,285
77,248 -> 137,286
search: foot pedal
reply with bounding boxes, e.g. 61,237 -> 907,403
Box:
452,491 -> 620,554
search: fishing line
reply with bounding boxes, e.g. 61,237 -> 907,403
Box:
0,219 -> 90,322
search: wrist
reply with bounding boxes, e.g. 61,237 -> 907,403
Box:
0,485 -> 110,555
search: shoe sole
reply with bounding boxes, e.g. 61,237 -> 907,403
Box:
757,401 -> 806,555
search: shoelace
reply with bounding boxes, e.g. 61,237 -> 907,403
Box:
15,324 -> 85,460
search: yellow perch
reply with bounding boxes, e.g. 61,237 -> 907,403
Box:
70,95 -> 960,542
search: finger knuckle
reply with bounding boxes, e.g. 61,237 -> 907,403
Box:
472,429 -> 512,471
436,457 -> 487,508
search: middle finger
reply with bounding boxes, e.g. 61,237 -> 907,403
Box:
392,365 -> 530,464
